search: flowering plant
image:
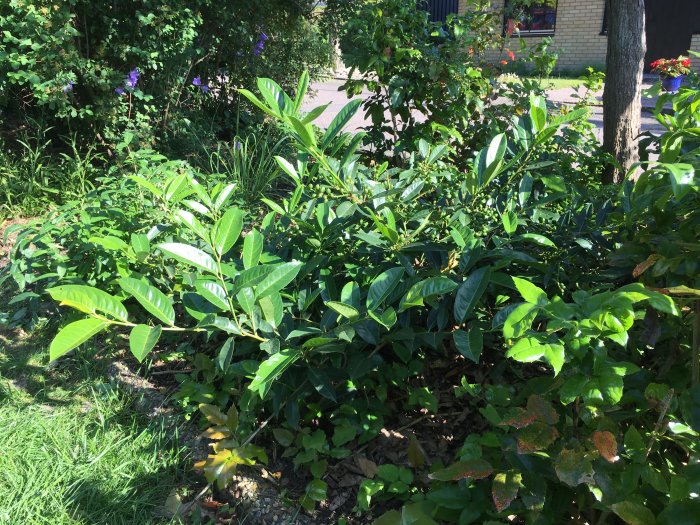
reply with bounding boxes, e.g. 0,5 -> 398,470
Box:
650,56 -> 691,78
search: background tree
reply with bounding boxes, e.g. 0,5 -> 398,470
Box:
602,0 -> 647,183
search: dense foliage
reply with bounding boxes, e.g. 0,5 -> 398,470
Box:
0,0 -> 333,144
0,0 -> 333,219
1,3 -> 699,524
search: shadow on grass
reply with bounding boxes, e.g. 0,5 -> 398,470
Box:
0,322 -> 197,525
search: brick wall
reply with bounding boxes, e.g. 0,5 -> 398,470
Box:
691,34 -> 700,75
458,0 -> 608,73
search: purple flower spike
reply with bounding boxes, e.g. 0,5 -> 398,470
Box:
63,80 -> 74,93
192,76 -> 202,87
115,87 -> 125,95
253,31 -> 268,56
125,68 -> 139,89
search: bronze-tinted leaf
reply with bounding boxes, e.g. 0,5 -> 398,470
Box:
527,394 -> 559,425
592,430 -> 619,463
632,254 -> 662,278
517,422 -> 560,454
554,448 -> 595,487
500,407 -> 537,429
355,456 -> 378,479
429,458 -> 493,481
492,471 -> 522,512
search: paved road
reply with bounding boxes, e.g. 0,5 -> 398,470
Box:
303,78 -> 668,142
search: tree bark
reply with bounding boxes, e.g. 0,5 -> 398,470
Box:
602,0 -> 646,184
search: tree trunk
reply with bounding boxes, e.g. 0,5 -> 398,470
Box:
602,0 -> 646,184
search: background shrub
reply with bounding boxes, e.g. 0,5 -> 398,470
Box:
0,0 -> 335,149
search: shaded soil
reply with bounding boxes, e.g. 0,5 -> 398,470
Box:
0,217 -> 32,269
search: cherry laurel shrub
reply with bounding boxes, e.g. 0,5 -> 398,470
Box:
5,74 -> 700,523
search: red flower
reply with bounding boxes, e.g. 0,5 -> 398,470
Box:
508,50 -> 515,61
682,58 -> 691,67
500,60 -> 508,65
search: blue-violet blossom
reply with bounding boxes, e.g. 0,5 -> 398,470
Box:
125,68 -> 140,89
253,32 -> 268,56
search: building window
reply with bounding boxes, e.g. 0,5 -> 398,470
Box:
505,1 -> 558,36
419,0 -> 459,23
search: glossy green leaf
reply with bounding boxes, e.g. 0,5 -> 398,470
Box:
544,343 -> 565,376
368,307 -> 397,329
214,207 -> 244,255
230,264 -> 279,294
367,267 -> 404,311
238,88 -> 278,118
260,292 -> 284,328
399,276 -> 458,312
454,328 -> 483,363
293,70 -> 309,113
258,77 -> 291,115
249,348 -> 301,398
341,281 -> 361,310
175,209 -> 207,239
158,242 -> 218,275
321,99 -> 362,149
118,278 -> 175,326
530,93 -> 547,132
236,287 -> 256,316
130,233 -> 150,257
512,277 -> 547,305
49,318 -> 110,361
501,210 -> 518,235
198,314 -> 242,335
503,303 -> 538,339
129,324 -> 162,363
288,115 -> 317,147
242,230 -> 263,269
325,301 -> 360,320
195,280 -> 230,311
48,285 -> 129,322
217,338 -> 235,372
89,235 -> 128,251
518,174 -> 533,206
275,156 -> 301,184
454,266 -> 491,323
477,133 -> 507,186
255,261 -> 303,299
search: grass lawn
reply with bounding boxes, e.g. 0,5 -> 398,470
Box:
0,324 -> 193,525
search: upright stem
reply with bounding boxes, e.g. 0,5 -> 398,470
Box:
692,300 -> 700,385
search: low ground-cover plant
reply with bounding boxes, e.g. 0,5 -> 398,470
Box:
3,74 -> 699,524
0,131 -> 102,219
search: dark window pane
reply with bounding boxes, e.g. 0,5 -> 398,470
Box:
506,0 -> 557,34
